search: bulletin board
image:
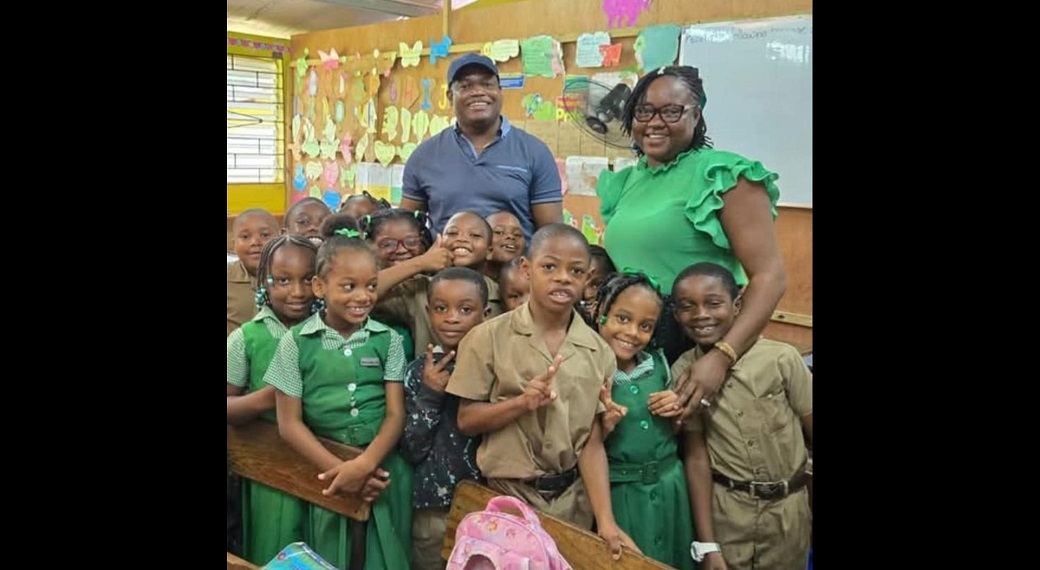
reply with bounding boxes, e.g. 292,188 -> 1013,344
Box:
287,0 -> 813,238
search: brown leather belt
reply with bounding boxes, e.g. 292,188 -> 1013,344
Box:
712,470 -> 810,501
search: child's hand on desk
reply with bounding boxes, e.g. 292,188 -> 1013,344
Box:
647,389 -> 682,418
597,522 -> 642,560
422,344 -> 455,392
318,458 -> 375,497
598,376 -> 628,436
522,355 -> 562,410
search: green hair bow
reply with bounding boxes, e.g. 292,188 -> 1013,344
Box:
622,267 -> 661,292
334,228 -> 362,238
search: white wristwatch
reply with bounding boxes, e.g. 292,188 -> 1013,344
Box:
690,541 -> 721,562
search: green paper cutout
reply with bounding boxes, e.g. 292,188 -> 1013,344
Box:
398,142 -> 418,162
634,24 -> 682,72
294,49 -> 309,79
309,185 -> 322,199
334,100 -> 345,123
581,214 -> 599,244
533,102 -> 556,121
304,161 -> 324,180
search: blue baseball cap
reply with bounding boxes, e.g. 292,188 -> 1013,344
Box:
447,53 -> 499,84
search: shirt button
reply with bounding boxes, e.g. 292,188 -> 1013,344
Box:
736,410 -> 744,417
344,348 -> 353,357
350,408 -> 359,417
545,442 -> 552,449
348,383 -> 357,392
639,420 -> 650,430
629,385 -> 640,395
650,490 -> 658,501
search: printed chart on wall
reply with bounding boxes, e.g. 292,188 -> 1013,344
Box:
679,15 -> 812,206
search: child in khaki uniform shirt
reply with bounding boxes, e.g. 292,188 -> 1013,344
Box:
670,262 -> 812,570
227,209 -> 279,337
446,223 -> 639,560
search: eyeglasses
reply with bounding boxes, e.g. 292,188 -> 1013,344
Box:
376,236 -> 423,252
633,104 -> 696,124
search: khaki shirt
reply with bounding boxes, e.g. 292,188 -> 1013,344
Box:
446,302 -> 615,480
672,338 -> 812,483
375,274 -> 503,360
227,260 -> 257,337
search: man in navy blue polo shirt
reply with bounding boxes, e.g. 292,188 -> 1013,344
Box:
400,53 -> 562,243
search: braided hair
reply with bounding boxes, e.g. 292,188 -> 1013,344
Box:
620,65 -> 713,157
254,235 -> 319,310
592,271 -> 665,336
360,208 -> 433,250
341,190 -> 391,213
315,234 -> 379,279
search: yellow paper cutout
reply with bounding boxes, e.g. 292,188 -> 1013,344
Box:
304,161 -> 323,180
482,39 -> 520,62
374,140 -> 397,167
413,110 -> 430,141
367,73 -> 381,98
339,73 -> 346,95
291,114 -> 302,143
399,41 -> 423,67
429,115 -> 451,137
320,140 -> 338,160
323,118 -> 337,142
355,133 -> 370,164
382,106 -> 400,142
398,142 -> 418,162
365,99 -> 378,134
437,81 -> 450,111
400,108 -> 413,143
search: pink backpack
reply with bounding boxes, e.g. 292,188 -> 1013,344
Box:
447,495 -> 573,570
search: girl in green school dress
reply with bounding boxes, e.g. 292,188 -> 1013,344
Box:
264,234 -> 412,570
595,272 -> 696,570
226,235 -> 319,565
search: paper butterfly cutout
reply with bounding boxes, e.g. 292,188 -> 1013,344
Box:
294,49 -> 309,79
420,79 -> 433,111
412,110 -> 431,140
319,48 -> 341,70
322,191 -> 342,211
429,115 -> 451,137
308,69 -> 319,96
339,134 -> 354,167
305,161 -> 323,180
482,39 -> 520,62
383,106 -> 400,141
355,133 -> 370,164
323,161 -> 339,187
301,120 -> 320,158
429,36 -> 452,65
399,41 -> 422,67
398,142 -> 418,162
400,108 -> 413,142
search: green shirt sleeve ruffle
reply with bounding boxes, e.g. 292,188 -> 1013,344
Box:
596,166 -> 631,225
684,149 -> 781,251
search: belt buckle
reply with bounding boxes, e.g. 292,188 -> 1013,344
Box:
749,480 -> 788,500
641,462 -> 659,485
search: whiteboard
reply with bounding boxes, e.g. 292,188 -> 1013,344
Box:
679,15 -> 812,206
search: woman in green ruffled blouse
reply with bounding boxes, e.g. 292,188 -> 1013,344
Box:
596,65 -> 788,422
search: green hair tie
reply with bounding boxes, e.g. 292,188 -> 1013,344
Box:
335,228 -> 361,238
